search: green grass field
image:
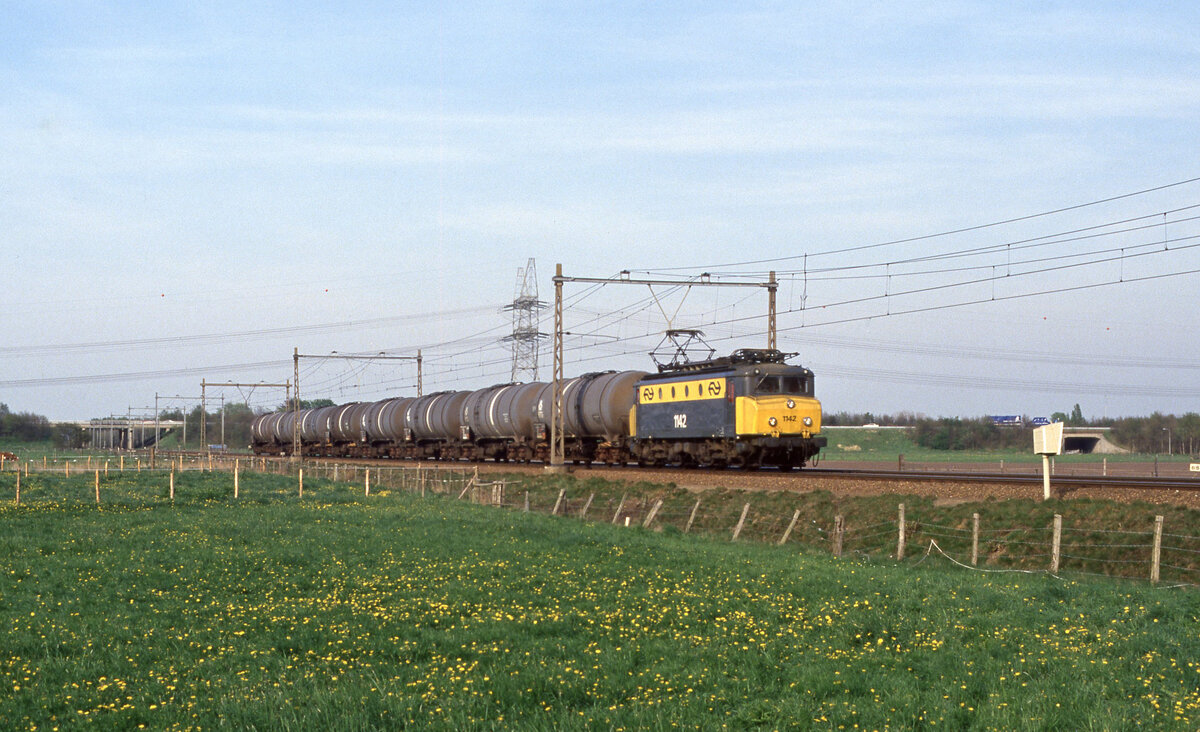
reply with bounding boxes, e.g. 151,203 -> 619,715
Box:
820,427 -> 1195,464
2,471 -> 1199,730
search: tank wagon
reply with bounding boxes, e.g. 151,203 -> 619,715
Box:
251,349 -> 826,469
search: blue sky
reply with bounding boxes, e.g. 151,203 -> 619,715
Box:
3,1 -> 1200,421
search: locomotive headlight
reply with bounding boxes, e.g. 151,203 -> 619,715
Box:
803,416 -> 813,426
786,399 -> 795,409
768,417 -> 778,427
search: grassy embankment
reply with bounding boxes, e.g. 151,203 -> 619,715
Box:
821,426 -> 1195,464
2,470 -> 1199,730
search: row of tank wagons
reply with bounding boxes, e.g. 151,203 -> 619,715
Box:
250,370 -> 646,457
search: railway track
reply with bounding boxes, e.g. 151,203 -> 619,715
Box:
151,449 -> 1200,497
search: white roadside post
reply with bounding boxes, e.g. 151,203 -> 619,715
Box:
1033,422 -> 1065,501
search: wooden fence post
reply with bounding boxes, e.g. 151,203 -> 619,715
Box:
580,492 -> 595,519
234,459 -> 240,499
552,488 -> 566,515
524,491 -> 530,512
642,499 -> 663,528
365,469 -> 371,496
779,509 -> 801,546
94,469 -> 100,504
1050,514 -> 1062,573
458,475 -> 476,500
170,470 -> 175,501
732,503 -> 750,542
1151,515 -> 1164,584
299,468 -> 304,498
685,499 -> 701,533
15,472 -> 20,505
833,515 -> 844,557
896,503 -> 906,560
971,513 -> 980,566
612,493 -> 627,524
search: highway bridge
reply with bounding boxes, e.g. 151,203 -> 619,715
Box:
57,418 -> 185,450
1062,427 -> 1128,454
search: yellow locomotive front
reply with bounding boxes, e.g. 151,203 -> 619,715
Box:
733,367 -> 822,439
729,357 -> 825,468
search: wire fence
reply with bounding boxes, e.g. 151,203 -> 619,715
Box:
453,476 -> 1200,590
4,453 -> 1199,589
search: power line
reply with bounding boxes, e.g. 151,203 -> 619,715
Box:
634,175 -> 1200,273
779,265 -> 1200,333
783,333 -> 1200,371
0,359 -> 287,388
0,305 -> 497,358
819,362 -> 1200,399
775,211 -> 1200,280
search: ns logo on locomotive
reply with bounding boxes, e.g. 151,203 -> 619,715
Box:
252,349 -> 826,470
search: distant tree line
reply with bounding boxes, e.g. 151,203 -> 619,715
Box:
0,403 -> 52,441
910,418 -> 1030,451
822,412 -> 923,427
0,403 -> 86,448
824,406 -> 1200,455
1108,413 -> 1200,456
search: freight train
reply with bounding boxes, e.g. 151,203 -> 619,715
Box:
251,348 -> 826,469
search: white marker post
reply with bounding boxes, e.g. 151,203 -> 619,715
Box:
1033,422 -> 1065,501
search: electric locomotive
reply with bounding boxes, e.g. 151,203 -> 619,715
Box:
629,349 -> 824,469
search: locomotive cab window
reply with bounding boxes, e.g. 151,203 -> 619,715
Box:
755,377 -> 780,394
782,375 -> 812,396
755,375 -> 813,396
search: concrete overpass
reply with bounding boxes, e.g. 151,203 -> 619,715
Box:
57,419 -> 184,450
1061,426 -> 1127,454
